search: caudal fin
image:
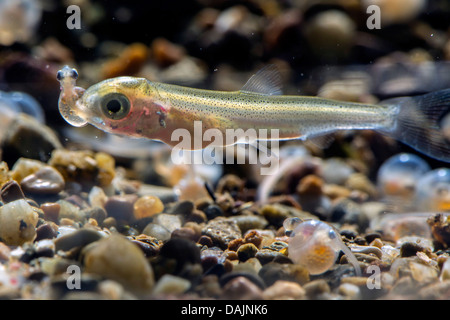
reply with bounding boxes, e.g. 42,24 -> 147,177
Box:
380,89 -> 450,162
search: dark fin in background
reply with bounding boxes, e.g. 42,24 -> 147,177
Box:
380,89 -> 450,162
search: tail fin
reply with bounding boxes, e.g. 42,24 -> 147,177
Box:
380,89 -> 450,162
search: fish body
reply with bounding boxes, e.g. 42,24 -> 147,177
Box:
57,65 -> 450,162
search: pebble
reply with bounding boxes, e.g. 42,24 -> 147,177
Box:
258,262 -> 309,287
303,279 -> 331,299
153,213 -> 182,233
230,215 -> 268,233
48,150 -> 115,188
20,166 -> 65,195
260,203 -> 316,228
133,195 -> 164,219
152,274 -> 191,295
202,217 -> 242,249
40,202 -> 60,222
104,194 -> 138,222
0,180 -> 26,203
262,280 -> 306,300
101,42 -> 148,78
237,243 -> 258,262
159,238 -> 201,274
82,234 -> 155,294
440,258 -> 450,281
220,276 -> 264,300
54,228 -> 104,252
0,199 -> 39,245
142,223 -> 171,241
56,200 -> 86,222
2,114 -> 62,164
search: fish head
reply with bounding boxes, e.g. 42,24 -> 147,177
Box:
58,67 -> 164,138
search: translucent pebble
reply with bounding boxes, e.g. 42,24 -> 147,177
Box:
133,195 -> 164,219
0,91 -> 45,123
287,219 -> 361,276
377,153 -> 430,200
416,168 -> 450,211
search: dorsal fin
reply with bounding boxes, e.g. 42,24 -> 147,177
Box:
240,65 -> 283,96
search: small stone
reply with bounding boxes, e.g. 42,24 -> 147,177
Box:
20,166 -> 65,194
237,243 -> 258,262
166,200 -> 194,216
263,280 -> 306,300
57,200 -> 86,222
152,274 -> 191,295
153,213 -> 182,233
230,215 -> 268,233
84,206 -> 107,225
260,203 -> 316,228
0,241 -> 11,261
202,217 -> 242,249
258,262 -> 309,287
151,38 -> 186,67
296,174 -> 323,196
159,238 -> 201,274
10,158 -> 45,183
345,173 -> 378,198
40,202 -> 60,222
83,234 -> 155,294
440,258 -> 450,281
104,194 -> 138,222
338,283 -> 361,300
101,42 -> 149,78
171,227 -> 199,242
203,204 -> 223,220
35,223 -> 58,241
49,149 -> 115,189
303,279 -> 331,299
221,276 -> 264,300
0,180 -> 25,203
0,199 -> 39,245
133,195 -> 164,219
409,261 -> 439,283
142,223 -> 171,241
2,114 -> 62,164
418,280 -> 450,299
88,186 -> 108,208
55,228 -> 104,252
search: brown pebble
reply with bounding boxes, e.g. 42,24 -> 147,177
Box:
104,194 -> 138,222
303,279 -> 330,298
296,174 -> 323,196
198,235 -> 213,247
20,166 -> 65,194
35,223 -> 58,241
228,238 -> 244,252
237,243 -> 258,262
102,43 -> 149,78
0,180 -> 25,203
221,276 -> 263,300
243,230 -> 263,249
41,202 -> 60,222
151,38 -> 186,67
171,227 -> 199,242
102,217 -> 117,228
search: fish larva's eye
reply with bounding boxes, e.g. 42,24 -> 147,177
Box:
100,93 -> 131,120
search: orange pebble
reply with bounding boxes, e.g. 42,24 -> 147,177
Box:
133,195 -> 164,219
